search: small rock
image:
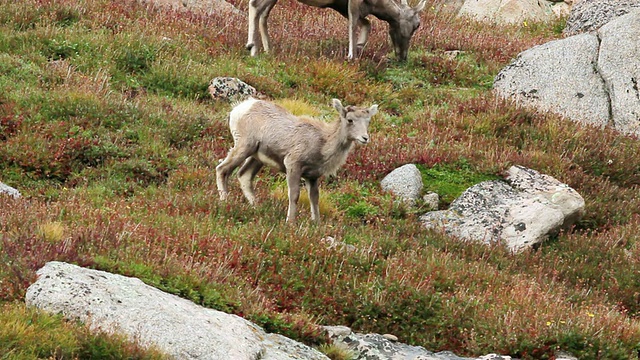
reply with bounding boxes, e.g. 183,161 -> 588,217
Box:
479,354 -> 512,360
323,325 -> 353,338
443,50 -> 463,60
208,77 -> 257,102
382,333 -> 398,342
423,192 -> 440,211
321,236 -> 356,253
381,164 -> 423,205
0,181 -> 21,198
555,350 -> 578,360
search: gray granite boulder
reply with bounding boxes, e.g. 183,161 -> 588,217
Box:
26,261 -> 328,360
597,10 -> 640,135
457,0 -> 570,24
420,166 -> 584,253
564,0 -> 640,35
0,181 -> 21,198
494,10 -> 640,136
381,164 -> 423,205
494,33 -> 610,129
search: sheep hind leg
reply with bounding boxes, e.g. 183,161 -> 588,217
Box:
258,0 -> 277,53
237,157 -> 263,205
356,18 -> 370,56
247,0 -> 263,55
216,146 -> 254,201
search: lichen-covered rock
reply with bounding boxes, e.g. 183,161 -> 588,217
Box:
208,77 -> 257,102
564,0 -> 640,35
506,166 -> 585,229
324,326 -> 514,360
324,326 -> 474,360
0,181 -> 21,198
26,261 -> 328,360
420,166 -> 584,253
380,164 -> 423,205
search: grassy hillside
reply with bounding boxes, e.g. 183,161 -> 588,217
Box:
2,0 -> 640,358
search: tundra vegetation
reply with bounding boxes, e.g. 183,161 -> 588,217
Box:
2,0 -> 640,359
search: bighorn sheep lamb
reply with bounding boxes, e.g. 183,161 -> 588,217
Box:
246,0 -> 427,61
216,98 -> 378,223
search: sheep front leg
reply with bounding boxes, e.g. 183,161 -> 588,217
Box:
305,178 -> 320,223
285,165 -> 302,223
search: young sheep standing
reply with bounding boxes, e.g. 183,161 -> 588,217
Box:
216,98 -> 378,223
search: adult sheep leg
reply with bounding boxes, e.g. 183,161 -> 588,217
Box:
347,0 -> 364,59
258,0 -> 277,53
247,0 -> 277,55
356,17 -> 371,55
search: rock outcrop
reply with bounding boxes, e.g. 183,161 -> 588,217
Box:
0,181 -> 21,198
420,166 -> 584,253
564,0 -> 640,35
25,261 -> 328,360
26,262 -> 524,360
456,0 -> 571,24
324,326 -> 512,360
494,10 -> 640,136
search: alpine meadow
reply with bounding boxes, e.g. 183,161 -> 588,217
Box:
3,0 -> 640,359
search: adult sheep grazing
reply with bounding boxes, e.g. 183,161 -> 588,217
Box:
216,98 -> 378,223
246,0 -> 427,61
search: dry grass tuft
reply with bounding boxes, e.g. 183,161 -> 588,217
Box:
37,222 -> 66,243
275,98 -> 322,117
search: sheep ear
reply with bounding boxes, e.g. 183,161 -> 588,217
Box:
368,104 -> 378,116
332,99 -> 346,116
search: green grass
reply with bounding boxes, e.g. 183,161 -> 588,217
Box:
418,159 -> 500,205
0,303 -> 168,359
2,0 -> 640,359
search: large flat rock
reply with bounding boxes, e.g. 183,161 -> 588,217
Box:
25,261 -> 328,360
